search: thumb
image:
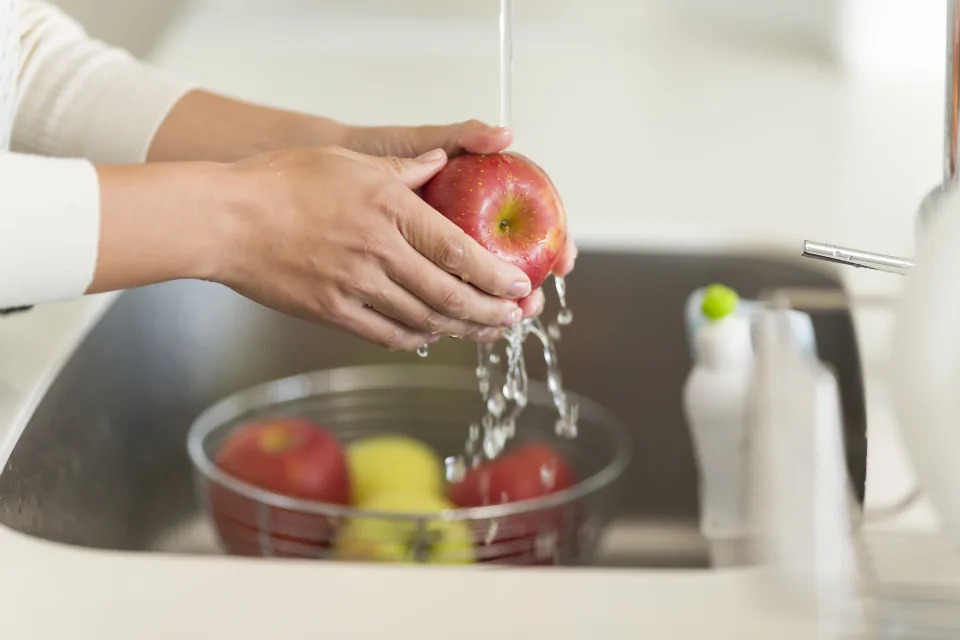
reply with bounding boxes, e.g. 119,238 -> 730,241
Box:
362,148 -> 448,189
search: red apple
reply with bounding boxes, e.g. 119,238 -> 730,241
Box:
208,417 -> 350,557
448,442 -> 577,565
420,152 -> 567,290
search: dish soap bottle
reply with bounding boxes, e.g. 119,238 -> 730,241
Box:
683,284 -> 754,567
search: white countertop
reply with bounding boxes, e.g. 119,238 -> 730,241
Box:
0,2 -> 949,637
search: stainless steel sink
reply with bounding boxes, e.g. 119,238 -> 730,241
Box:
0,250 -> 867,568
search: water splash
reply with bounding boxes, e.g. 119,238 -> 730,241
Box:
445,455 -> 467,483
457,275 -> 579,468
547,275 -> 574,340
448,1 -> 578,470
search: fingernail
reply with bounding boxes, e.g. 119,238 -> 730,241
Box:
502,306 -> 522,326
492,126 -> 511,135
426,335 -> 441,344
508,280 -> 531,298
415,148 -> 445,163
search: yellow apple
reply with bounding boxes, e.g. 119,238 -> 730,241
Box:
334,492 -> 475,565
347,435 -> 443,504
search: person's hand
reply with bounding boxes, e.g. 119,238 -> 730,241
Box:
343,120 -> 579,319
341,119 -> 515,161
216,145 -> 535,351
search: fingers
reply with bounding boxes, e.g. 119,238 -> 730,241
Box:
449,120 -> 513,155
340,302 -> 438,352
342,146 -> 449,189
394,195 -> 531,300
359,274 -> 491,339
384,240 -> 524,328
553,235 -> 578,276
519,289 -> 546,319
403,120 -> 512,156
345,121 -> 513,158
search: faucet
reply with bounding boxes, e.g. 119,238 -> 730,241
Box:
802,0 -> 960,275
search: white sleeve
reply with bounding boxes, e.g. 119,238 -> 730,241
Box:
12,0 -> 193,162
0,153 -> 99,307
0,1 -> 194,308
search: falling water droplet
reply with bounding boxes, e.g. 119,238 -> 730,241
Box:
555,403 -> 579,439
417,344 -> 429,358
487,392 -> 506,417
483,428 -> 508,460
513,388 -> 528,408
554,274 -> 567,297
557,308 -> 573,326
547,322 -> 562,341
445,456 -> 467,483
489,353 -> 501,365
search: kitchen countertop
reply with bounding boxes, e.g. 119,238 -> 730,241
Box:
0,2 -> 948,637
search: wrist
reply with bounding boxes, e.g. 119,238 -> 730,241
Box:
193,162 -> 254,285
90,161 -> 237,293
267,110 -> 349,153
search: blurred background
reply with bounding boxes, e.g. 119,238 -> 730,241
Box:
45,0 -> 949,291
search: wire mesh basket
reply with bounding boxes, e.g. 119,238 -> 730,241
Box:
187,364 -> 631,566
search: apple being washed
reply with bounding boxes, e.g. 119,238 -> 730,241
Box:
420,152 -> 567,291
209,418 -> 350,557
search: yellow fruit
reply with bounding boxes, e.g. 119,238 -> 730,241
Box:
347,435 -> 443,504
335,492 -> 475,564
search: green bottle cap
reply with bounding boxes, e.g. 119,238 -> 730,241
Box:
701,284 -> 739,321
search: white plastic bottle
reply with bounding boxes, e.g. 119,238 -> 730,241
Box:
682,284 -> 754,567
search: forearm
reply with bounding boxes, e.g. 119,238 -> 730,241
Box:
88,161 -> 236,293
147,91 -> 347,163
146,90 -> 513,164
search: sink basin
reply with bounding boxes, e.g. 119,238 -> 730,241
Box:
0,250 -> 866,568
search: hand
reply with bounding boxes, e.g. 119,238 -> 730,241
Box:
344,120 -> 580,319
341,119 -> 515,160
147,92 -> 578,324
217,146 -> 534,351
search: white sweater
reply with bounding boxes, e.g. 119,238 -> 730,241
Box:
0,0 -> 192,307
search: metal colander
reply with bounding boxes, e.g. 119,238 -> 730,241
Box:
187,364 -> 631,566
